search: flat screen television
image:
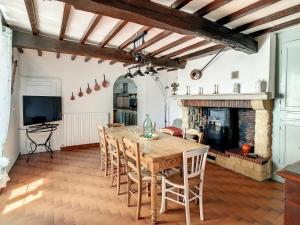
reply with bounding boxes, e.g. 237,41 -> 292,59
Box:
23,96 -> 62,126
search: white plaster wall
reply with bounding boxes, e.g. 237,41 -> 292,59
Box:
3,50 -> 20,171
177,34 -> 276,96
17,49 -> 177,148
168,34 -> 276,124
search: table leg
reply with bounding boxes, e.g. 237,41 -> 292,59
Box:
151,171 -> 158,224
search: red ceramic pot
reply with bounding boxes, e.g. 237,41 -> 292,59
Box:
242,144 -> 251,155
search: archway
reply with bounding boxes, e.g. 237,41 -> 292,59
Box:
113,76 -> 137,125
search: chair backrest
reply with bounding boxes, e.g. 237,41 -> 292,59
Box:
97,124 -> 108,155
105,133 -> 121,163
182,146 -> 209,186
122,137 -> 141,181
172,118 -> 182,129
160,128 -> 175,136
107,123 -> 124,128
185,129 -> 204,144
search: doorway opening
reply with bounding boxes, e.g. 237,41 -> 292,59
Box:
113,77 -> 137,125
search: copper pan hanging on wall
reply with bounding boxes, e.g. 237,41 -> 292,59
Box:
94,79 -> 101,91
102,74 -> 109,88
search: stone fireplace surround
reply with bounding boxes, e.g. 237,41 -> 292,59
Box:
175,95 -> 273,181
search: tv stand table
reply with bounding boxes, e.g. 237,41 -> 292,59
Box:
25,123 -> 59,163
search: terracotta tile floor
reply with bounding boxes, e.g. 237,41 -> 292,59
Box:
0,147 -> 284,225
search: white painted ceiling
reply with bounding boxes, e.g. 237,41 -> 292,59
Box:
1,0 -> 300,63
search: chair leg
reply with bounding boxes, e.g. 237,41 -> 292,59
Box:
127,176 -> 131,207
100,152 -> 103,171
147,182 -> 151,197
117,164 -> 120,195
160,178 -> 166,214
111,163 -> 115,187
199,184 -> 204,221
104,156 -> 108,177
136,183 -> 142,220
199,195 -> 204,221
184,190 -> 191,225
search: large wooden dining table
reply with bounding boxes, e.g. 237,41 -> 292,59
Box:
106,126 -> 207,224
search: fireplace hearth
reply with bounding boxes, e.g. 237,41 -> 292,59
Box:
176,97 -> 273,181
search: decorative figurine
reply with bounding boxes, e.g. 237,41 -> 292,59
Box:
233,82 -> 241,93
198,87 -> 203,95
170,82 -> 179,95
186,86 -> 190,95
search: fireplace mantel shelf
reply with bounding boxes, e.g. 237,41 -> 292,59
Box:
172,92 -> 272,101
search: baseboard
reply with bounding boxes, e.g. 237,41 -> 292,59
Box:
61,143 -> 99,151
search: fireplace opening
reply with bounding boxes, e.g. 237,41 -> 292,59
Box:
188,107 -> 255,153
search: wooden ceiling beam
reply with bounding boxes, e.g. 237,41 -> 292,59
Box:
149,36 -> 194,57
13,30 -> 186,69
193,0 -> 233,17
37,49 -> 42,56
109,60 -> 117,65
178,44 -> 227,61
81,14 -> 102,61
118,26 -> 151,50
85,56 -> 92,62
98,59 -> 105,64
216,0 -> 280,25
24,0 -> 41,56
171,0 -> 193,10
134,30 -> 172,52
99,20 -> 127,47
81,14 -> 102,43
59,4 -> 71,40
234,4 -> 300,33
58,0 -> 257,54
163,39 -> 210,58
24,0 -> 39,35
156,67 -> 167,71
251,17 -> 300,37
58,3 -> 71,59
17,48 -> 24,53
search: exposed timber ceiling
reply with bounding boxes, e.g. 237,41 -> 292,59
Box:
1,0 -> 300,69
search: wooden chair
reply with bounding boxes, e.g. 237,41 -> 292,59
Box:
97,124 -> 110,176
107,123 -> 124,128
184,129 -> 204,144
159,128 -> 175,136
122,137 -> 151,220
160,146 -> 209,225
105,133 -> 126,195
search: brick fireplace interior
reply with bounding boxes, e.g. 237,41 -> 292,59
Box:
178,99 -> 273,181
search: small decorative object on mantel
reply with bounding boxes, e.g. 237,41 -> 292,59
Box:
233,82 -> 241,93
213,84 -> 219,94
70,92 -> 75,101
102,74 -> 109,88
86,83 -> 92,94
190,69 -> 202,80
94,79 -> 101,91
198,87 -> 203,95
170,82 -> 179,95
186,86 -> 190,95
255,79 -> 267,92
78,87 -> 83,97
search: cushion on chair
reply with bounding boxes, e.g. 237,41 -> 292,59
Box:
128,169 -> 152,182
164,126 -> 182,137
165,173 -> 200,187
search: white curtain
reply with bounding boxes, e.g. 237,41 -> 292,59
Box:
0,25 -> 12,188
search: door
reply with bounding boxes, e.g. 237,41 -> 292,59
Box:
273,28 -> 300,181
